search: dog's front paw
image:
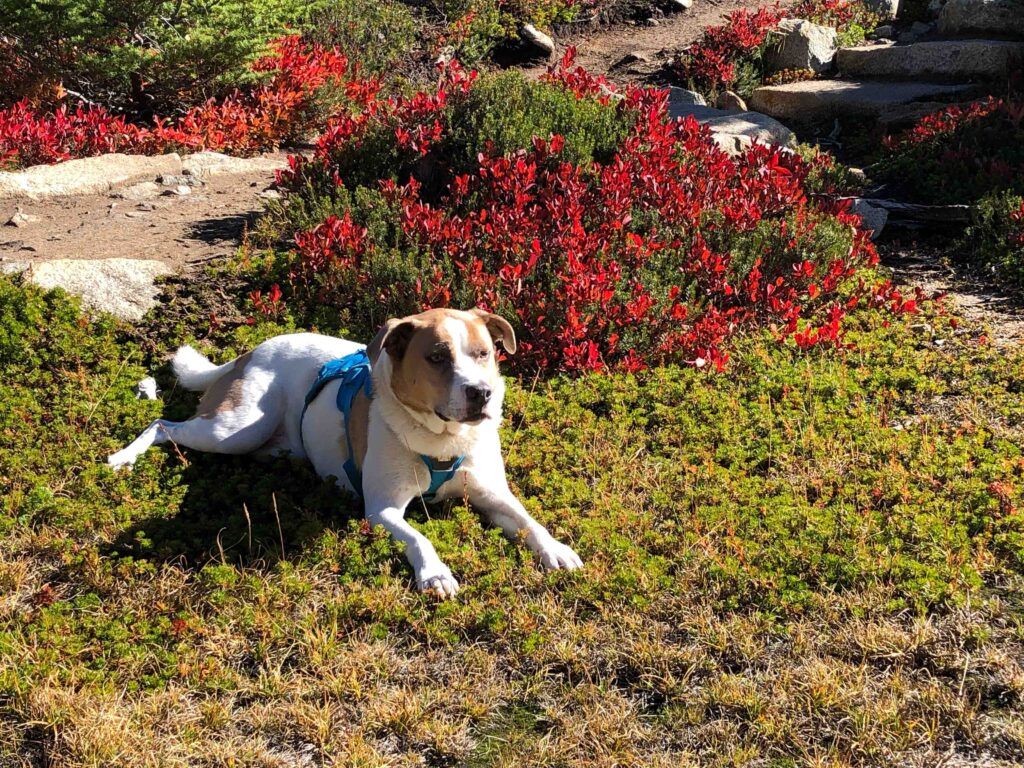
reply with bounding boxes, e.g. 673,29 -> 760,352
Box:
417,563 -> 459,599
533,537 -> 584,571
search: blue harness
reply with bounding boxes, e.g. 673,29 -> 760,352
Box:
301,349 -> 465,502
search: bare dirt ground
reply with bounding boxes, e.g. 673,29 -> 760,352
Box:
882,242 -> 1024,349
0,152 -> 290,273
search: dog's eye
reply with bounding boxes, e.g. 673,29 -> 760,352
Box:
426,350 -> 449,365
474,349 -> 490,360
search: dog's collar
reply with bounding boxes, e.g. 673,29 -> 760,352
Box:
300,349 -> 465,502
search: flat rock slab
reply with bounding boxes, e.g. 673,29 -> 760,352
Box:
182,151 -> 290,179
0,154 -> 182,201
4,258 -> 172,321
939,0 -> 1024,36
667,103 -> 795,154
837,39 -> 1024,80
750,79 -> 975,120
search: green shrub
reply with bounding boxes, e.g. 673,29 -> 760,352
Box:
255,70 -> 632,239
960,191 -> 1024,292
304,0 -> 418,76
0,0 -> 332,111
872,99 -> 1024,205
444,71 -> 629,170
431,0 -> 580,64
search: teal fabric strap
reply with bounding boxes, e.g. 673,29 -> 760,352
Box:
419,454 -> 465,502
301,349 -> 464,502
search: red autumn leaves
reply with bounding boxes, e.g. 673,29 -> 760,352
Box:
277,51 -> 899,374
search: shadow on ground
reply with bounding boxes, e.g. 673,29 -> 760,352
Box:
186,211 -> 261,250
103,449 -> 361,568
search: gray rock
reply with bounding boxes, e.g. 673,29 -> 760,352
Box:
162,185 -> 192,196
837,39 -> 1024,80
181,152 -> 289,179
898,21 -> 936,42
849,199 -> 888,240
864,0 -> 901,17
0,261 -> 29,276
750,79 -> 975,120
519,23 -> 555,57
768,18 -> 839,74
158,173 -> 203,187
612,51 -> 652,69
667,87 -> 707,108
667,103 -> 795,154
667,103 -> 729,121
15,258 -> 172,321
114,181 -> 161,201
716,90 -> 748,111
928,0 -> 948,13
871,24 -> 896,39
0,153 -> 182,201
939,0 -> 1024,35
877,99 -> 969,126
5,209 -> 39,227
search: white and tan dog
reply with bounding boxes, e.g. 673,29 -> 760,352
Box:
107,308 -> 582,597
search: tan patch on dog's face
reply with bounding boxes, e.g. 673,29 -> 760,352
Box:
388,314 -> 459,417
384,309 -> 507,423
195,352 -> 252,419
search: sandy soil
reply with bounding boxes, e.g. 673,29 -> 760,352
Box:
0,153 -> 291,272
882,242 -> 1024,349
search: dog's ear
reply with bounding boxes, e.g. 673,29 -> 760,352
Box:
471,309 -> 517,355
366,317 -> 420,364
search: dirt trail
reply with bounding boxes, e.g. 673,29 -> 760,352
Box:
0,152 -> 290,273
883,244 -> 1024,350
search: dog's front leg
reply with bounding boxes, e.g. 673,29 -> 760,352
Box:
467,468 -> 583,572
363,499 -> 459,598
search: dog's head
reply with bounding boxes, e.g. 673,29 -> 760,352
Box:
367,308 -> 517,426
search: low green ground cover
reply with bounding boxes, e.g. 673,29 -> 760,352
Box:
1,272 -> 1022,766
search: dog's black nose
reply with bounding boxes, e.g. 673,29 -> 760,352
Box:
465,384 -> 492,405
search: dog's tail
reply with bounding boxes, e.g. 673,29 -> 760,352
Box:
172,346 -> 232,392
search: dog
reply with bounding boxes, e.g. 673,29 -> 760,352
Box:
107,308 -> 583,597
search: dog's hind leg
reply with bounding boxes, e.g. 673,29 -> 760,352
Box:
107,364 -> 286,469
107,400 -> 284,470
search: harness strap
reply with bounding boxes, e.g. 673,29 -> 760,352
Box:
300,349 -> 464,502
420,454 -> 465,502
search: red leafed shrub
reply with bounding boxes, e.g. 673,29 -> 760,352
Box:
0,36 -> 366,170
876,98 -> 1024,204
672,0 -> 880,94
672,6 -> 785,94
269,53 -> 897,375
793,0 -> 881,31
1011,201 -> 1024,246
